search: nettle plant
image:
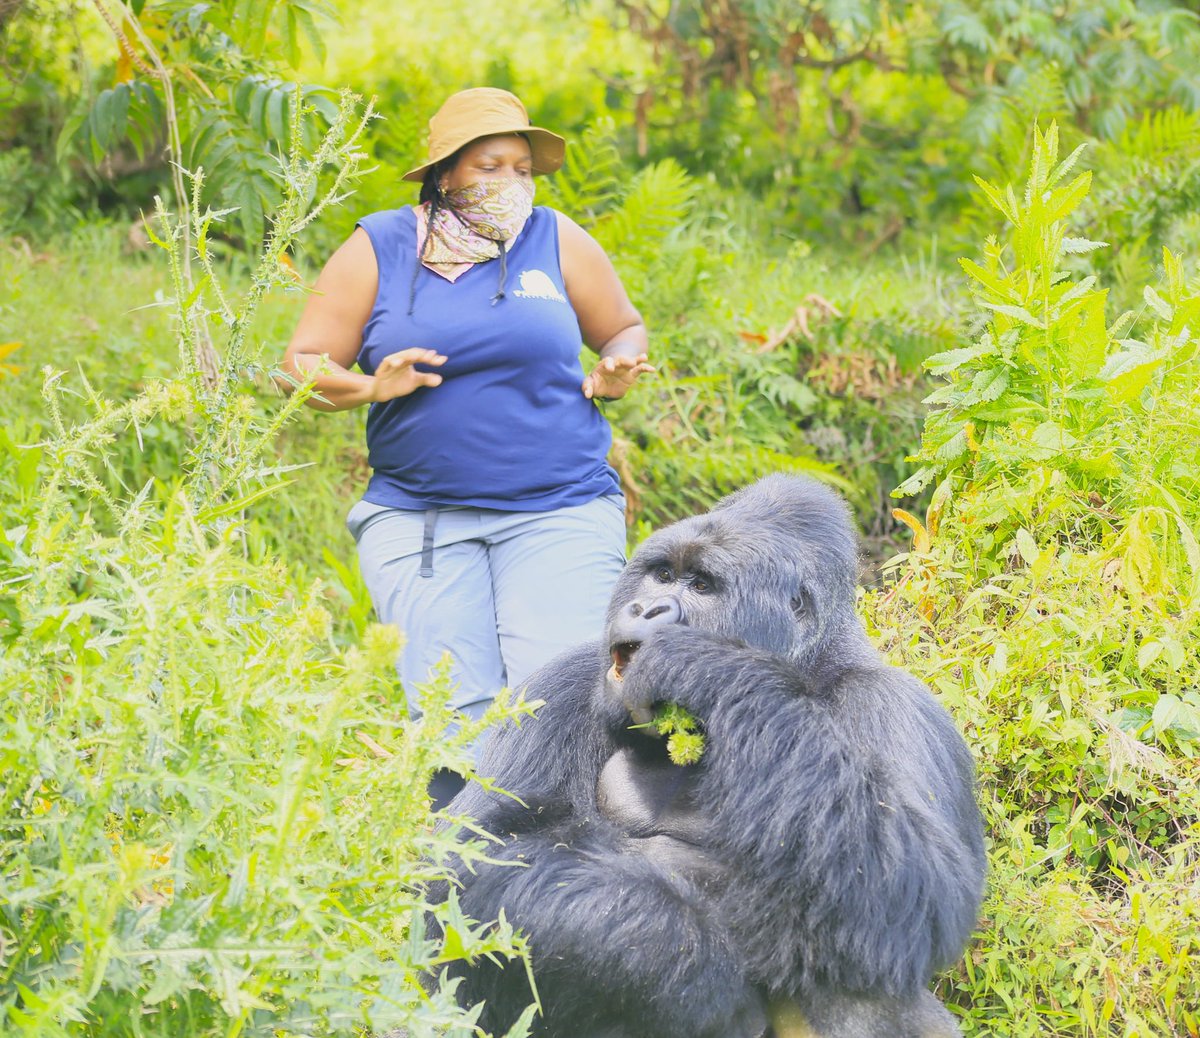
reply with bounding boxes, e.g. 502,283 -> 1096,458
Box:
0,94 -> 536,1038
892,122 -> 1200,759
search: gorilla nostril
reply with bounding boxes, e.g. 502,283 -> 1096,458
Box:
630,603 -> 644,617
643,598 -> 682,623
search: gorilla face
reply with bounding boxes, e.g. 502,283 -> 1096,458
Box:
605,521 -> 796,668
604,550 -> 801,726
603,477 -> 861,720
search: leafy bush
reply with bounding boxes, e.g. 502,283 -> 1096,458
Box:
1085,106 -> 1200,303
542,122 -> 958,543
874,124 -> 1200,1037
0,97 -> 535,1038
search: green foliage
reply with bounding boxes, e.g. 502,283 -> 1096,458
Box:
14,0 -> 343,242
0,98 -> 536,1038
650,704 -> 705,767
1083,106 -> 1200,300
178,77 -> 341,241
0,148 -> 81,236
66,80 -> 164,165
629,703 -> 707,766
614,1 -> 1200,142
871,126 -> 1200,1037
537,119 -> 625,225
897,122 -> 1200,513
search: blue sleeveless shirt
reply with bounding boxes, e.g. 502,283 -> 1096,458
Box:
354,205 -> 621,511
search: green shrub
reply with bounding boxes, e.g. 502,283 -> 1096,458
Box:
873,124 -> 1200,1037
0,96 -> 536,1038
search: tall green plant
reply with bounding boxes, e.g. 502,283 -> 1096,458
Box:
0,94 -> 537,1038
898,123 -> 1199,519
55,0 -> 340,242
874,123 -> 1200,1036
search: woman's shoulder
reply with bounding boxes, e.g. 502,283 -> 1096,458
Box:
357,205 -> 417,233
538,205 -> 571,226
355,207 -> 418,266
548,209 -> 604,262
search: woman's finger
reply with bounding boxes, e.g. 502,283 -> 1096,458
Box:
384,347 -> 447,367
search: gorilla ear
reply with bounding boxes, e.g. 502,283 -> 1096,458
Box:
790,591 -> 807,620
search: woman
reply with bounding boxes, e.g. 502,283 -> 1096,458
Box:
282,88 -> 653,803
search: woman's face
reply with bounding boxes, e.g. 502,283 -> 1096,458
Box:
442,134 -> 534,193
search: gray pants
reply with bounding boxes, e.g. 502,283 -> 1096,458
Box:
348,494 -> 626,720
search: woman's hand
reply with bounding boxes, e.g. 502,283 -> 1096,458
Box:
582,353 -> 655,401
372,348 -> 448,402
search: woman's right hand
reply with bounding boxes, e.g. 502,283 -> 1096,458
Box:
371,348 -> 448,402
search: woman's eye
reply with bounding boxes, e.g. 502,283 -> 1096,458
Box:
655,566 -> 673,583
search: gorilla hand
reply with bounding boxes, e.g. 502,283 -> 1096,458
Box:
615,625 -> 807,729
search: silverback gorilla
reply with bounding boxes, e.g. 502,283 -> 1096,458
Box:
435,476 -> 986,1038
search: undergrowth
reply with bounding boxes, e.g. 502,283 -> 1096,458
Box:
0,95 -> 536,1038
872,125 -> 1200,1037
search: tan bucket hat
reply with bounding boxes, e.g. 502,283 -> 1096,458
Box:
402,87 -> 566,183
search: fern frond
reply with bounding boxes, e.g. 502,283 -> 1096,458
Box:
1117,106 -> 1200,164
591,158 -> 694,258
538,117 -> 623,227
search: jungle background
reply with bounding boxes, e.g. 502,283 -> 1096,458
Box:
1,1 -> 1198,1035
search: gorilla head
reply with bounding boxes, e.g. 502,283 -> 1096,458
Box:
605,475 -> 862,719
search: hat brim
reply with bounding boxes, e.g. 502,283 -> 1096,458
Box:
401,126 -> 565,182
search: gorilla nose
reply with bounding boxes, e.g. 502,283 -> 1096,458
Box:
617,595 -> 684,633
607,596 -> 685,682
640,598 -> 682,623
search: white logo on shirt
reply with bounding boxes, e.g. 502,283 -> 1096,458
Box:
513,269 -> 567,303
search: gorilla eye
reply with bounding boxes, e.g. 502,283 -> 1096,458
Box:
691,574 -> 714,593
654,565 -> 674,584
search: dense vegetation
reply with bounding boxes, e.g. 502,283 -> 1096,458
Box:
1,1 -> 1198,1036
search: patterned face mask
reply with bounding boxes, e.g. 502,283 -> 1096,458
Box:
418,177 -> 535,281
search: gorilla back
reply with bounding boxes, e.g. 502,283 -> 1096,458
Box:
437,476 -> 986,1038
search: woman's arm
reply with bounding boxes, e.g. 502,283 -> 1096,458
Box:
280,227 -> 446,411
555,212 -> 654,400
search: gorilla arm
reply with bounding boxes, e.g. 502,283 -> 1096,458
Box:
447,828 -> 771,1038
615,625 -> 986,1002
439,641 -> 773,1038
430,643 -> 612,919
448,641 -> 616,832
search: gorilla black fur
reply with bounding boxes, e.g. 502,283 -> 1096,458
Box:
436,475 -> 986,1038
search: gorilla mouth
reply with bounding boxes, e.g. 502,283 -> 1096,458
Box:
608,641 -> 642,682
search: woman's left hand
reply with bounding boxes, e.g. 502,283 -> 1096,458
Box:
582,353 -> 656,400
